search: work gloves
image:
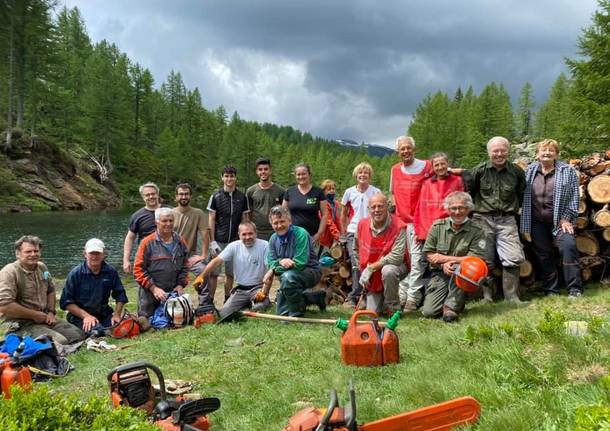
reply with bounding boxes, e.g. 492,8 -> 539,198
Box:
209,241 -> 222,258
253,291 -> 267,303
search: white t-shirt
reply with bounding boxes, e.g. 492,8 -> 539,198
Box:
219,239 -> 268,286
341,185 -> 381,233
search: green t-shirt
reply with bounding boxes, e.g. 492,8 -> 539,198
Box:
246,183 -> 285,240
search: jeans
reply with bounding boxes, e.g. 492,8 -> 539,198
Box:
531,220 -> 582,295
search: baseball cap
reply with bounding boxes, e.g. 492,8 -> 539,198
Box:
85,238 -> 105,253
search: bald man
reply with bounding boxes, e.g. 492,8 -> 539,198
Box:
354,193 -> 409,316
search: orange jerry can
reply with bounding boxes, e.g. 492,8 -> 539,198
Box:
339,310 -> 384,367
381,323 -> 400,365
1,360 -> 32,399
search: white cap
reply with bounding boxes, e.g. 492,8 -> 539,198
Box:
85,238 -> 105,253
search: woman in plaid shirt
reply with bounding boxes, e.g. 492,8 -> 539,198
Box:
520,139 -> 583,298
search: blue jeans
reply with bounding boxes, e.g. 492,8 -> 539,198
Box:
531,220 -> 582,295
67,312 -> 113,336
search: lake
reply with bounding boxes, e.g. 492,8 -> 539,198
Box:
0,209 -> 134,277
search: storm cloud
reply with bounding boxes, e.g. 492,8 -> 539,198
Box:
66,0 -> 597,147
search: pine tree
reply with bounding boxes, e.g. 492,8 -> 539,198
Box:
535,73 -> 571,140
515,82 -> 535,140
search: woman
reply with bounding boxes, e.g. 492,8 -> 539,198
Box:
282,163 -> 327,248
318,179 -> 342,249
340,162 -> 381,306
413,152 -> 464,241
520,139 -> 583,297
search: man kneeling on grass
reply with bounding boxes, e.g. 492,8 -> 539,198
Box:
60,238 -> 128,335
264,206 -> 324,317
192,221 -> 272,319
421,192 -> 487,322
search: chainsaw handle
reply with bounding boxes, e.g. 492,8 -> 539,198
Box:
348,310 -> 378,327
315,389 -> 338,431
107,361 -> 166,399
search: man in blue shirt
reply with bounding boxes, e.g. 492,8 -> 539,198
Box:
60,238 -> 128,334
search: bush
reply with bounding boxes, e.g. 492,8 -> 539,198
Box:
0,386 -> 156,431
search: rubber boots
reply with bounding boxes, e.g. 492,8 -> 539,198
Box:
502,266 -> 525,304
480,276 -> 495,304
303,289 -> 327,311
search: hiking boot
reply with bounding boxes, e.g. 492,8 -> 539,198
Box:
402,300 -> 418,313
442,308 -> 459,323
568,291 -> 583,299
303,289 -> 327,312
137,316 -> 152,332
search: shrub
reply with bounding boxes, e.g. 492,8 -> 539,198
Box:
0,386 -> 156,431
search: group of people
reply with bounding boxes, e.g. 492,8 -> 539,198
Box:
0,135 -> 584,345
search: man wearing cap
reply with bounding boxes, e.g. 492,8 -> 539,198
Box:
421,192 -> 487,322
0,235 -> 85,344
60,239 -> 129,334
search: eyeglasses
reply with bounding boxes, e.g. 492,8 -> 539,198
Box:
448,206 -> 468,211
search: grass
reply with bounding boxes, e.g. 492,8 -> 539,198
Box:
32,282 -> 610,429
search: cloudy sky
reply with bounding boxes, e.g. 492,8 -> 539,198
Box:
65,0 -> 598,148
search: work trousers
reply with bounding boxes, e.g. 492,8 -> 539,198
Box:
219,285 -> 271,319
473,214 -> 525,269
275,269 -> 320,317
531,220 -> 583,295
366,264 -> 408,315
421,271 -> 466,318
345,233 -> 362,304
67,313 -> 113,335
398,223 -> 425,304
9,319 -> 85,345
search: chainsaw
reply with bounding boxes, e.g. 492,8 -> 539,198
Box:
284,381 -> 480,431
107,362 -> 220,431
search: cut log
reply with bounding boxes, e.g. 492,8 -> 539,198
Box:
587,175 -> 610,204
581,153 -> 603,171
603,227 -> 610,242
339,265 -> 351,279
587,160 -> 610,176
579,255 -> 605,268
519,260 -> 533,278
330,244 -> 343,260
575,216 -> 589,230
592,204 -> 610,228
578,185 -> 587,214
575,232 -> 600,256
581,268 -> 593,283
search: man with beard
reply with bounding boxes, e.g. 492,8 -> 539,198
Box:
173,183 -> 209,275
246,158 -> 285,241
123,182 -> 162,274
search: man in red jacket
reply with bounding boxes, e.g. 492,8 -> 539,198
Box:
354,193 -> 408,316
390,136 -> 432,312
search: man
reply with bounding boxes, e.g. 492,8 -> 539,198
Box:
468,136 -> 526,304
192,222 -> 271,319
421,192 -> 487,322
340,162 -> 381,306
390,136 -> 433,312
0,236 -> 84,345
134,208 -> 189,318
207,165 -> 250,302
264,206 -> 323,317
172,183 -> 209,275
413,152 -> 465,240
60,238 -> 128,334
246,158 -> 285,241
354,193 -> 408,316
123,182 -> 161,274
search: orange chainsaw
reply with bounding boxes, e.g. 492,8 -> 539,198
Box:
284,382 -> 480,431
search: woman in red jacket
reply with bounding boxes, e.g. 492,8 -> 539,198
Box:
318,179 -> 342,250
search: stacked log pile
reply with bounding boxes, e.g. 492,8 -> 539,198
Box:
319,243 -> 353,306
568,150 -> 610,284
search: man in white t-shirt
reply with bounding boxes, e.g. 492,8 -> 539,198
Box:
192,222 -> 271,318
340,162 -> 381,306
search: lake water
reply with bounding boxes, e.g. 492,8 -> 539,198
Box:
0,209 -> 133,277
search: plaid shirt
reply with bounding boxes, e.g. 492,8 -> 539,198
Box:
520,161 -> 579,237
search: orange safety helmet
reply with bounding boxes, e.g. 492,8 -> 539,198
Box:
111,315 -> 141,339
454,257 -> 488,293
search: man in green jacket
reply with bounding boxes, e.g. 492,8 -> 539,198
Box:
468,136 -> 526,303
264,206 -> 323,317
